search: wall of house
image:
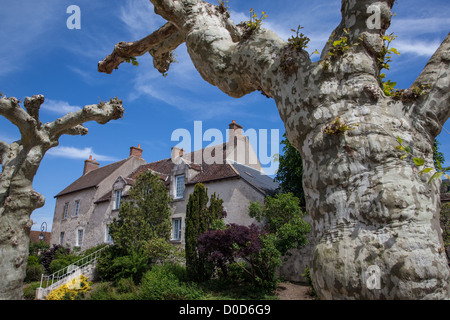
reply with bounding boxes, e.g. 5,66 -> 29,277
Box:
50,187 -> 98,249
171,177 -> 265,245
50,156 -> 145,250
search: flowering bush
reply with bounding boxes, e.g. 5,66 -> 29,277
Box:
46,274 -> 91,300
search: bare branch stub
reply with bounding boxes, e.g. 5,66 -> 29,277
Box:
98,22 -> 179,74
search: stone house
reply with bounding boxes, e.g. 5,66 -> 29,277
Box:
50,121 -> 279,251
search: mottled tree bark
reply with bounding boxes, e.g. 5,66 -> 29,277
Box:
99,0 -> 449,299
0,94 -> 124,299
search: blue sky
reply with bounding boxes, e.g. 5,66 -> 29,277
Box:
0,0 -> 449,231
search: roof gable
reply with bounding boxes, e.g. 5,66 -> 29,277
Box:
55,158 -> 129,198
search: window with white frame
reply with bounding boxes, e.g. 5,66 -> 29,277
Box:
175,175 -> 184,199
114,189 -> 122,210
73,200 -> 80,217
77,229 -> 84,247
172,218 -> 182,241
63,203 -> 69,219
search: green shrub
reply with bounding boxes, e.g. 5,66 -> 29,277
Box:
49,255 -> 79,274
302,267 -> 319,299
87,282 -> 138,300
139,264 -> 204,300
23,282 -> 41,300
25,255 -> 44,282
25,264 -> 44,283
95,245 -> 150,284
116,277 -> 138,294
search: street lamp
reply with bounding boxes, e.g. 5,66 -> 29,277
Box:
39,222 -> 47,241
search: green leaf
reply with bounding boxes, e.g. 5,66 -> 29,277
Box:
399,154 -> 408,160
404,146 -> 411,153
390,47 -> 400,55
445,174 -> 450,180
435,159 -> 443,171
413,158 -> 425,166
428,172 -> 444,184
419,167 -> 433,175
396,136 -> 403,144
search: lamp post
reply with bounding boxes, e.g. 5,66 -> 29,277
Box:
39,222 -> 47,241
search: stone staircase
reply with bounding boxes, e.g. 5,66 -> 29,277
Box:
36,245 -> 109,300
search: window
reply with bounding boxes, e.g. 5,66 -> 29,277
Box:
105,225 -> 112,243
63,203 -> 69,219
114,190 -> 122,210
77,229 -> 84,247
175,175 -> 184,199
172,218 -> 182,241
73,200 -> 80,217
60,232 -> 65,245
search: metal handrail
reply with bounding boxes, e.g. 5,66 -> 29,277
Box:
39,244 -> 110,289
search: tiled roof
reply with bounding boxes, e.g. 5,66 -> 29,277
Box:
60,141 -> 278,204
55,158 -> 129,198
129,158 -> 174,179
29,230 -> 51,244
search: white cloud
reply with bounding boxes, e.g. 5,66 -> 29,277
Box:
395,40 -> 441,57
42,99 -> 82,115
119,0 -> 165,38
47,146 -> 118,162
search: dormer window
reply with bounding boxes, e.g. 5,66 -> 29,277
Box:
114,189 -> 122,210
175,175 -> 184,199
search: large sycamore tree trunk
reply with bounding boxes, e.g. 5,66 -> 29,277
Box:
0,94 -> 123,299
99,0 -> 450,299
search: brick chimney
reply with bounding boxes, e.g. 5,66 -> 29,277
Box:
130,144 -> 143,159
83,155 -> 99,175
228,120 -> 244,145
171,146 -> 184,162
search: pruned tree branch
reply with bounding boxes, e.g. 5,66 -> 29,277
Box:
98,22 -> 179,74
412,32 -> 450,136
0,96 -> 32,138
46,97 -> 124,140
23,95 -> 44,129
0,140 -> 9,166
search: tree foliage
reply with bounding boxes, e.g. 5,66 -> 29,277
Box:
249,192 -> 310,255
108,171 -> 172,254
185,183 -> 225,281
274,134 -> 305,208
198,192 -> 310,291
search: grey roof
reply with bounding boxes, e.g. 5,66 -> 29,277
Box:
230,162 -> 279,196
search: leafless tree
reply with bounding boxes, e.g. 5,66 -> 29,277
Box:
0,94 -> 123,299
